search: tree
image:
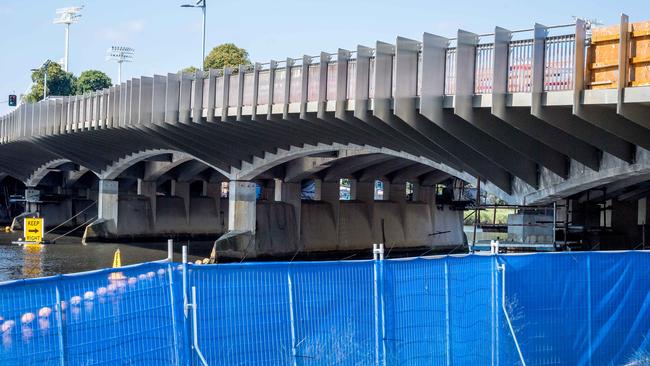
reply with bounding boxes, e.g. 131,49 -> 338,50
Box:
203,43 -> 251,70
180,66 -> 200,74
24,61 -> 75,102
75,70 -> 112,94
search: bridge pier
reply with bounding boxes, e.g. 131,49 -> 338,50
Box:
274,179 -> 301,242
97,179 -> 119,231
171,180 -> 190,222
227,181 -> 257,233
137,179 -> 157,223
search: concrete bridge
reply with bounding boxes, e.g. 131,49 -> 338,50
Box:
1,17 -> 649,255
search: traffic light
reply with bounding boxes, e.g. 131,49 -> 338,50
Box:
8,94 -> 16,107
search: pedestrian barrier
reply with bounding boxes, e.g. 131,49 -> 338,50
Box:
1,250 -> 650,365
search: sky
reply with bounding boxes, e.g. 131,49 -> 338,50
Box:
0,0 -> 646,115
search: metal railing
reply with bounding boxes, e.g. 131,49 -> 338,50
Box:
444,48 -> 457,95
508,39 -> 534,93
544,34 -> 576,91
475,43 -> 495,94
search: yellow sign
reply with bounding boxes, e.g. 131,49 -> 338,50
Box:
24,218 -> 44,243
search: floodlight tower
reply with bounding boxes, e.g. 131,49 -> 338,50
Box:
106,46 -> 135,84
53,6 -> 83,72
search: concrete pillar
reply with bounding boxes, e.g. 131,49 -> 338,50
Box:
411,183 -> 421,201
352,179 -> 374,203
389,183 -> 406,202
138,179 -> 157,223
228,181 -> 257,233
98,179 -> 119,231
274,179 -> 302,241
171,180 -> 190,222
321,181 -> 341,224
24,188 -> 40,213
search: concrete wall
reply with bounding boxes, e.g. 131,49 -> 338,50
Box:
256,201 -> 298,255
81,192 -> 464,254
300,201 -> 337,251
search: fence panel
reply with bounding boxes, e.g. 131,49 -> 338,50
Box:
382,258 -> 448,365
499,253 -> 591,366
291,261 -> 376,364
189,262 -> 292,365
57,262 -> 178,366
0,277 -> 62,366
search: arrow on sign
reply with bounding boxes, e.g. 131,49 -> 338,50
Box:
28,229 -> 39,233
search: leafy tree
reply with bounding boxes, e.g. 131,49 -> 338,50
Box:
75,70 -> 112,94
203,43 -> 251,70
24,61 -> 75,102
180,66 -> 200,74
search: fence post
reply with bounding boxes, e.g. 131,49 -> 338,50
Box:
182,245 -> 192,365
54,278 -> 66,366
287,266 -> 298,366
372,243 -> 387,365
444,258 -> 451,366
166,239 -> 179,364
586,254 -> 593,366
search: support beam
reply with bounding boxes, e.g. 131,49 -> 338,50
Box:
228,181 -> 257,233
98,179 -> 119,232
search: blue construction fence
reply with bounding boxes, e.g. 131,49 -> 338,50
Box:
1,251 -> 650,365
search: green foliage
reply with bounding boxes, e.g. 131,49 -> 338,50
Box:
75,70 -> 112,94
464,208 -> 515,225
181,66 -> 200,74
24,61 -> 75,102
203,43 -> 251,70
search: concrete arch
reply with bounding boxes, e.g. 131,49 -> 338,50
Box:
100,149 -> 232,181
24,159 -> 99,187
520,149 -> 650,205
230,142 -> 512,200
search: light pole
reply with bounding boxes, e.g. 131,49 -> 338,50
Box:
53,6 -> 83,72
31,61 -> 52,99
106,46 -> 135,84
181,0 -> 207,69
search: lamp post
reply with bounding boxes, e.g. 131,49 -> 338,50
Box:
31,61 -> 52,99
181,0 -> 207,69
106,46 -> 135,84
53,6 -> 83,72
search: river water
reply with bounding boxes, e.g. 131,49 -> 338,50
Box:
0,232 -> 206,282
